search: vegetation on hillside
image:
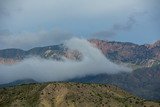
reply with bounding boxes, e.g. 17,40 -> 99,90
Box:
0,82 -> 159,107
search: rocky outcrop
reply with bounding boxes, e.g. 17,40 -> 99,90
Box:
89,39 -> 160,67
0,45 -> 82,64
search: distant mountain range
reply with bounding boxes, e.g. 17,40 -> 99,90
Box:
0,39 -> 160,67
89,39 -> 160,68
0,44 -> 82,64
0,39 -> 160,100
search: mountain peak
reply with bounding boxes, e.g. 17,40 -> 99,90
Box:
153,40 -> 160,46
147,40 -> 160,49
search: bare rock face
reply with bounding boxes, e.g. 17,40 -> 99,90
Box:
149,40 -> 160,48
0,58 -> 19,64
89,39 -> 160,67
0,45 -> 83,64
149,40 -> 160,60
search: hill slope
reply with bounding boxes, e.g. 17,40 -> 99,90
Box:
70,64 -> 160,100
0,82 -> 159,107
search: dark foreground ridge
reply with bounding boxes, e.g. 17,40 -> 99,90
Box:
0,82 -> 159,107
70,64 -> 160,101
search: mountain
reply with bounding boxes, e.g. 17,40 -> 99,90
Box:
0,39 -> 160,101
0,39 -> 160,67
70,64 -> 160,100
89,39 -> 160,67
0,82 -> 159,107
0,79 -> 37,88
0,44 -> 82,64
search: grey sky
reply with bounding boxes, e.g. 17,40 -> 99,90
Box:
0,0 -> 160,49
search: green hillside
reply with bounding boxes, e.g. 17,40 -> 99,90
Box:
0,82 -> 159,107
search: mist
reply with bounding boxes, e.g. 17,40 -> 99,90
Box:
0,38 -> 131,84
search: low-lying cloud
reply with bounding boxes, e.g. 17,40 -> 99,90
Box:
0,38 -> 131,84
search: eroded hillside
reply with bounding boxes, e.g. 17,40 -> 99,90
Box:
0,82 -> 159,107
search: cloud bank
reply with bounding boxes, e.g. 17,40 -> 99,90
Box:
0,38 -> 131,84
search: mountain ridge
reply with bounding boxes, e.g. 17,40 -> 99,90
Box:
0,82 -> 159,107
0,39 -> 160,101
0,39 -> 160,67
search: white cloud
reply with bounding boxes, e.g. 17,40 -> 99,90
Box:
0,38 -> 131,84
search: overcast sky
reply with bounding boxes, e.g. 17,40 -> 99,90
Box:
0,0 -> 160,49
